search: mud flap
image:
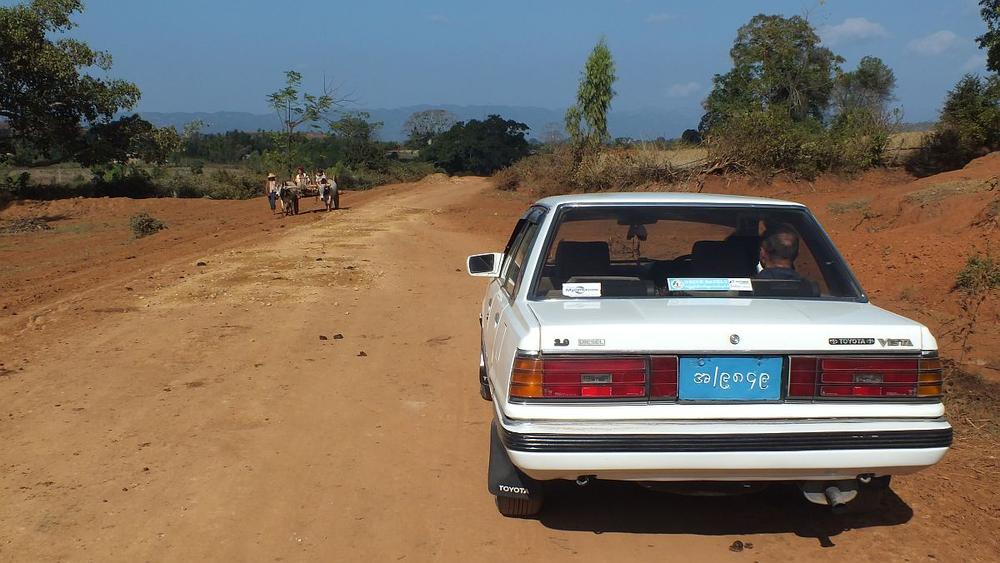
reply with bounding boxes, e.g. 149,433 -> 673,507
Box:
479,361 -> 492,401
488,420 -> 542,500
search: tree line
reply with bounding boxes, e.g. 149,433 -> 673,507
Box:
3,0 -> 998,200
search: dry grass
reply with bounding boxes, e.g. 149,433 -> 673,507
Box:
494,145 -> 696,196
883,131 -> 930,166
904,177 -> 999,205
574,147 -> 689,191
828,198 -> 871,215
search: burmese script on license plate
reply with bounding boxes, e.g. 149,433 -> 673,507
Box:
678,356 -> 782,401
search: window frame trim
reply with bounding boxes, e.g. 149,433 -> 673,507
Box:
525,202 -> 868,303
500,206 -> 548,301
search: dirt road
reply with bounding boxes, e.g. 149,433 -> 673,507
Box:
1,176 -> 997,562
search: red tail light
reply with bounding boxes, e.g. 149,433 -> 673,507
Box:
787,355 -> 943,399
510,355 -> 679,400
650,356 -> 678,399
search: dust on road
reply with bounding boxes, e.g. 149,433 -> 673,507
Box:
0,175 -> 997,562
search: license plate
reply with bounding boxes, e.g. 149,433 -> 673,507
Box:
679,356 -> 782,401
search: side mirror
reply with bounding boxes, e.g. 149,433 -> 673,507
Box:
467,252 -> 503,277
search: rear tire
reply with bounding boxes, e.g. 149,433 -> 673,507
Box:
496,495 -> 543,518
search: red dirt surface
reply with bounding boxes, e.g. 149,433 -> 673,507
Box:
0,167 -> 997,561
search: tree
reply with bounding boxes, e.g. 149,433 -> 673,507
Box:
940,74 -> 1000,151
680,129 -> 702,144
75,115 -> 180,167
402,109 -> 456,147
907,74 -> 1000,175
701,15 -> 843,131
565,37 -> 617,147
421,115 -> 530,175
330,112 -> 387,170
0,0 -> 142,162
181,120 -> 205,141
977,0 -> 1000,73
832,56 -> 896,117
539,122 -> 567,145
266,70 -> 347,174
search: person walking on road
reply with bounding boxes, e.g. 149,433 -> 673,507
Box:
266,173 -> 279,214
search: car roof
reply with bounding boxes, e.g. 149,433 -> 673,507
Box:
533,192 -> 807,209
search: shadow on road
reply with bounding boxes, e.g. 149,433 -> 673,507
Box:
535,480 -> 912,548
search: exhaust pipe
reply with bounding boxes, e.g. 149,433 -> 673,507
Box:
575,475 -> 592,487
801,480 -> 859,509
824,485 -> 850,513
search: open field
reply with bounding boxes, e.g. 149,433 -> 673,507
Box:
0,162 -> 998,561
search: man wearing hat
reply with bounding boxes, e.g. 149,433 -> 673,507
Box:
266,173 -> 279,213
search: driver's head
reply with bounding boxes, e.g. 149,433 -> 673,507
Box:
760,224 -> 799,267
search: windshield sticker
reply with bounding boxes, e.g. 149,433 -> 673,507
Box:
562,282 -> 601,298
667,278 -> 753,292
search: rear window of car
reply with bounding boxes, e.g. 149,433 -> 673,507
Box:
529,204 -> 864,301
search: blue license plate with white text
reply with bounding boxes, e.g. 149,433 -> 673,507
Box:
678,356 -> 782,401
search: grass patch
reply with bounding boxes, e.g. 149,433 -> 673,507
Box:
904,177 -> 999,206
129,212 -> 167,239
51,222 -> 102,236
827,198 -> 871,215
955,253 -> 1000,293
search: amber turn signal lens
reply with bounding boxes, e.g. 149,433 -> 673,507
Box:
510,357 -> 543,398
917,384 -> 943,397
920,358 -> 942,371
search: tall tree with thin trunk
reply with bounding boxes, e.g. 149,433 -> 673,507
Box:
565,38 -> 617,150
266,70 -> 348,175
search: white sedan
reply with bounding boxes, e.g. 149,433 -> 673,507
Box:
467,193 -> 950,518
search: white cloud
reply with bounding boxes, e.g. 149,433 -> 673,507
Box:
667,81 -> 701,98
428,14 -> 449,24
818,17 -> 889,46
645,13 -> 673,24
907,30 -> 960,56
962,53 -> 988,72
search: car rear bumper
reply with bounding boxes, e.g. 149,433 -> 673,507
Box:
497,417 -> 952,481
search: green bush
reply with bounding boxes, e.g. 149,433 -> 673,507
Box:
91,163 -> 159,198
706,108 -> 827,178
705,105 -> 893,179
908,74 -> 1000,176
129,212 -> 166,238
162,169 -> 261,199
335,161 -> 437,190
955,253 -> 1000,293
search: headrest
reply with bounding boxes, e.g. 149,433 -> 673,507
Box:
554,241 -> 610,281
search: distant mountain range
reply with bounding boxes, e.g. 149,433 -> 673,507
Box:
140,105 -> 703,142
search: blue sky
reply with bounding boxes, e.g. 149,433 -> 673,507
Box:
36,0 -> 995,121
